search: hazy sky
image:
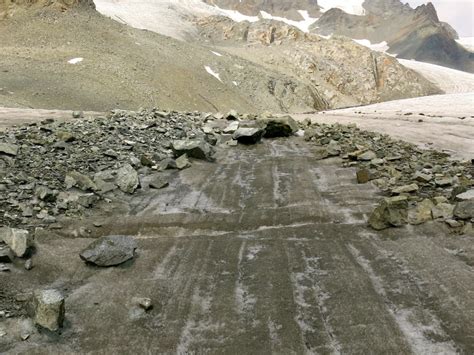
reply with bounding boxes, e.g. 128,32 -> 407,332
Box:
406,0 -> 473,37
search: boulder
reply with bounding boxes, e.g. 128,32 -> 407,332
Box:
172,139 -> 215,161
0,143 -> 19,156
456,190 -> 474,201
453,200 -> 474,220
80,235 -> 137,267
116,164 -> 139,193
408,199 -> 434,225
34,289 -> 65,332
431,203 -> 454,219
369,196 -> 408,230
258,115 -> 298,138
0,228 -> 32,257
65,171 -> 97,191
35,186 -> 57,202
133,297 -> 153,311
233,127 -> 265,144
356,169 -> 370,184
0,245 -> 13,263
392,184 -> 419,195
175,154 -> 191,169
223,121 -> 239,134
148,175 -> 170,189
224,109 -> 239,120
357,150 -> 377,161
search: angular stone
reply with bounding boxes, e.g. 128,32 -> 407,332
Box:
414,171 -> 433,183
358,150 -> 377,161
116,164 -> 139,194
431,203 -> 454,219
172,139 -> 215,161
225,109 -> 239,120
0,228 -> 32,257
456,190 -> 474,201
233,127 -> 265,144
56,131 -> 75,142
65,171 -> 97,191
0,143 -> 19,156
392,183 -> 419,195
80,235 -> 137,267
453,200 -> 474,220
408,199 -> 434,225
149,175 -> 169,189
35,186 -> 57,202
133,297 -> 153,311
34,289 -> 65,332
223,121 -> 239,134
258,115 -> 299,138
356,169 -> 370,184
369,196 -> 408,230
435,177 -> 452,187
175,154 -> 191,169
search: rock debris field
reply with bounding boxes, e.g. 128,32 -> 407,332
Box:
1,108 -> 474,352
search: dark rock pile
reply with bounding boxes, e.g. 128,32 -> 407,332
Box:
0,109 -> 221,230
302,120 -> 474,233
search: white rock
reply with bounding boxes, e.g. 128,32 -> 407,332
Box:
0,228 -> 32,257
34,289 -> 65,331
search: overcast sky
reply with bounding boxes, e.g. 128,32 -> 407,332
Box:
406,0 -> 473,37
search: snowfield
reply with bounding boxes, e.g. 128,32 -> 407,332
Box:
295,92 -> 474,159
398,59 -> 474,94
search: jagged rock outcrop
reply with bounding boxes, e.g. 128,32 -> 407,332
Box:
0,0 -> 94,18
197,16 -> 440,108
311,0 -> 474,72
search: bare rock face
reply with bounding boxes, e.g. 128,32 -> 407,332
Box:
33,289 -> 65,332
311,0 -> 473,73
197,17 -> 440,108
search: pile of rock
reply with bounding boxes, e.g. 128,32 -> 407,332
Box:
0,109 -> 299,230
302,121 -> 474,232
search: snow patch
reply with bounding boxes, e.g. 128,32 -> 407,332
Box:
398,59 -> 474,94
353,39 -> 389,52
318,0 -> 365,16
259,10 -> 318,33
68,57 -> 83,64
204,66 -> 222,82
210,50 -> 223,57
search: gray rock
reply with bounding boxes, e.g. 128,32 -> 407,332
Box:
65,171 -> 97,191
172,139 -> 215,161
36,186 -> 57,202
116,164 -> 139,193
80,235 -> 137,266
224,109 -> 239,120
149,175 -> 170,189
431,203 -> 454,219
133,297 -> 153,311
456,190 -> 474,201
358,150 -> 377,161
392,183 -> 419,195
0,143 -> 19,156
0,228 -> 32,257
369,196 -> 408,230
258,115 -> 298,138
356,169 -> 370,184
233,127 -> 265,144
34,289 -> 65,331
414,171 -> 433,183
72,111 -> 84,118
408,199 -> 434,225
223,121 -> 239,134
453,200 -> 474,220
435,177 -> 452,187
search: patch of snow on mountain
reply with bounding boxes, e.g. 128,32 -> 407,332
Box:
353,39 -> 389,52
318,0 -> 365,16
68,58 -> 83,64
259,10 -> 318,33
457,37 -> 474,52
205,66 -> 222,82
398,59 -> 474,94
